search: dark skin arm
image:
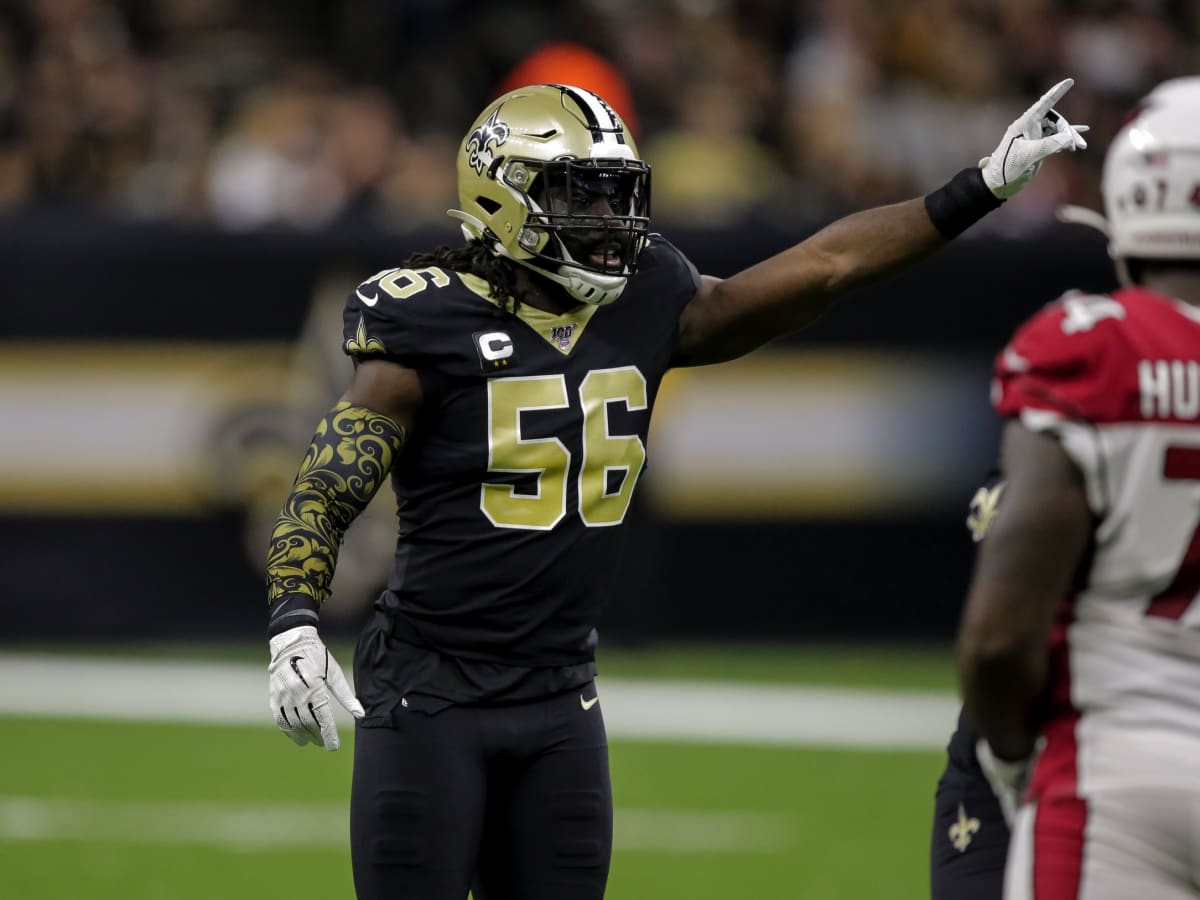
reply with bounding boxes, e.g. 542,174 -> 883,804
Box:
956,421 -> 1093,761
671,77 -> 1087,366
673,198 -> 945,366
343,358 -> 425,427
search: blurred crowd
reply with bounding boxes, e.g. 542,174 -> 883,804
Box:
0,0 -> 1194,233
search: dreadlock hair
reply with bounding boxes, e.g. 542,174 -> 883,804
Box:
403,240 -> 525,314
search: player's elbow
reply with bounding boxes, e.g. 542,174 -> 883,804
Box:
956,612 -> 1041,693
797,241 -> 850,296
958,630 -> 1026,680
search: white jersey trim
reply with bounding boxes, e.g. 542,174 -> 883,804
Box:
1019,408 -> 1109,516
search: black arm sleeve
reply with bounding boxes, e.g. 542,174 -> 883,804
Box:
265,401 -> 406,635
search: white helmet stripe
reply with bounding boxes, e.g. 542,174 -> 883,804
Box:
557,85 -> 625,146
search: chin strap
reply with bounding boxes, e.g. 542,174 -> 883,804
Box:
1056,204 -> 1111,237
447,207 -> 628,306
509,254 -> 628,307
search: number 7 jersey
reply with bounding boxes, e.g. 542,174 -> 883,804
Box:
341,237 -> 699,667
993,287 -> 1200,798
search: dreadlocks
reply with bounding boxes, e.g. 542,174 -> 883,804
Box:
403,241 -> 525,314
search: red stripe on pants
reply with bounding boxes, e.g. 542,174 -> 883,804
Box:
1030,716 -> 1087,899
1033,794 -> 1087,899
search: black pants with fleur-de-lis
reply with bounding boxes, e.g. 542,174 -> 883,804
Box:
930,735 -> 1011,900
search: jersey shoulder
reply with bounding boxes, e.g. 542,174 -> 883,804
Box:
993,289 -> 1149,423
995,287 -> 1200,423
638,233 -> 700,284
626,233 -> 700,312
342,264 -> 479,363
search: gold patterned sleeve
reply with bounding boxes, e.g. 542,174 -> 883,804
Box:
265,401 -> 406,634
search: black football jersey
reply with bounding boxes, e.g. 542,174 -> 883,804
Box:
342,237 -> 699,672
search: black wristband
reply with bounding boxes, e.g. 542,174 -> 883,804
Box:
924,167 -> 1003,240
267,594 -> 320,638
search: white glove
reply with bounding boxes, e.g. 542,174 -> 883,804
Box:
980,78 -> 1089,199
975,739 -> 1031,827
268,625 -> 364,751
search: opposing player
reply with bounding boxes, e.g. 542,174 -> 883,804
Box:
956,76 -> 1200,899
263,81 -> 1085,900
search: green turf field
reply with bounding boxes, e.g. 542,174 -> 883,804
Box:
0,645 -> 955,899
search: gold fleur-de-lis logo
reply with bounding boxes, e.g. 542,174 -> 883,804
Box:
344,315 -> 386,354
466,107 -> 510,176
948,803 -> 981,852
966,482 -> 1005,543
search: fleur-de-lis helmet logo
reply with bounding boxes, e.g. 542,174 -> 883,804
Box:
466,108 -> 510,176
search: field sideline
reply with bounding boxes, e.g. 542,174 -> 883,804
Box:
0,651 -> 960,748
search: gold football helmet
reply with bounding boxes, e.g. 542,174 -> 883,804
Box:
449,84 -> 651,306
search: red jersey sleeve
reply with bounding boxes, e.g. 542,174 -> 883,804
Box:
992,292 -> 1131,423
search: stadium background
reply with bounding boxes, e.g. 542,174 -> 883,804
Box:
0,0 -> 1181,897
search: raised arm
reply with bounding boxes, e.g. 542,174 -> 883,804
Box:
676,197 -> 944,365
673,79 -> 1087,367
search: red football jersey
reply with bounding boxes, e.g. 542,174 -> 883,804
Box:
993,287 -> 1200,800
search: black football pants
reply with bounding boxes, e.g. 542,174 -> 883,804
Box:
350,683 -> 612,900
930,766 -> 1010,900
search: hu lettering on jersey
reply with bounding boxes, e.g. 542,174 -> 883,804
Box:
474,331 -> 516,370
1139,359 -> 1200,419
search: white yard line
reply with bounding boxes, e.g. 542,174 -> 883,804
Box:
0,653 -> 959,750
0,796 -> 792,854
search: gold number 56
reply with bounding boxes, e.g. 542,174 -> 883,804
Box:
482,367 -> 648,530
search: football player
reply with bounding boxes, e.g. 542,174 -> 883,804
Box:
264,81 -> 1085,900
954,76 -> 1200,900
931,476 -> 1012,900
